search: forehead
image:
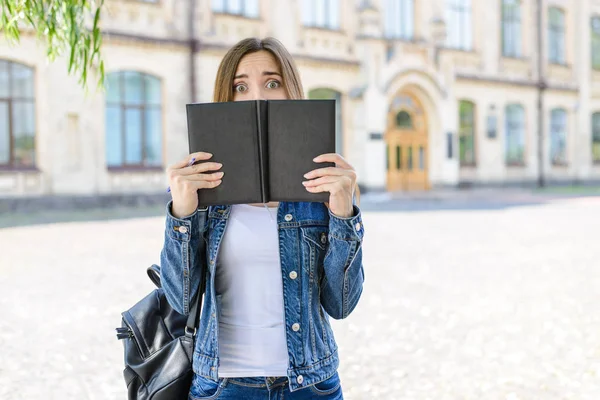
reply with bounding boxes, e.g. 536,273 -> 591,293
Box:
236,50 -> 280,74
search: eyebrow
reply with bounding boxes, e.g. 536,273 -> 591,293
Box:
234,71 -> 282,79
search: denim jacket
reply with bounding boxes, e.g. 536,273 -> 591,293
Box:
159,200 -> 365,392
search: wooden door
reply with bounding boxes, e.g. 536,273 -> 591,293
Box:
385,92 -> 429,191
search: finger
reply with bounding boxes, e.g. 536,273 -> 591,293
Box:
171,152 -> 213,169
190,179 -> 223,190
302,175 -> 340,187
313,153 -> 352,169
304,182 -> 339,194
304,167 -> 351,179
179,162 -> 223,176
169,168 -> 223,186
181,171 -> 225,181
180,178 -> 223,191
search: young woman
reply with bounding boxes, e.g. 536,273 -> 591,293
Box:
160,37 -> 365,400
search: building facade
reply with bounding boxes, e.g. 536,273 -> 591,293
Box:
1,0 -> 600,199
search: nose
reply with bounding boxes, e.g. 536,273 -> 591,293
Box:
249,87 -> 267,101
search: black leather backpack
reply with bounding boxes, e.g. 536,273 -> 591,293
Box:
116,264 -> 205,400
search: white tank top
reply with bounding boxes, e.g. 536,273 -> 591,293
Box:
215,203 -> 289,377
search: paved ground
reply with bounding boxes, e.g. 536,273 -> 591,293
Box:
1,192 -> 600,399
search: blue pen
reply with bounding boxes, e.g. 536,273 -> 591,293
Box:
167,157 -> 196,193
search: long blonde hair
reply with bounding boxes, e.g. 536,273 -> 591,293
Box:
213,37 -> 304,102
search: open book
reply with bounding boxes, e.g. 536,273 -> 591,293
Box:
186,99 -> 336,207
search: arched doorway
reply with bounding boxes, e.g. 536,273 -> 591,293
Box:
385,91 -> 429,191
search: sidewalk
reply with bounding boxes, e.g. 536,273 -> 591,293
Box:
361,186 -> 600,203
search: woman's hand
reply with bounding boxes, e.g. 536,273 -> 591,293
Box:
302,153 -> 357,218
167,152 -> 223,218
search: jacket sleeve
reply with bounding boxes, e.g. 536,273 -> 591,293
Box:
320,205 -> 365,320
159,201 -> 208,316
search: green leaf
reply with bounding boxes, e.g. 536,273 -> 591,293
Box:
97,59 -> 105,89
68,43 -> 76,73
0,0 -> 106,88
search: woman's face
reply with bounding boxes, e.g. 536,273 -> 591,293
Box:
232,50 -> 288,101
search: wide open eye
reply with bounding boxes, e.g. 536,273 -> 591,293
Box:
266,80 -> 281,89
234,84 -> 248,93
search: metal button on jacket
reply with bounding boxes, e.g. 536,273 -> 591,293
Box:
289,271 -> 298,279
297,375 -> 304,384
284,214 -> 293,222
355,222 -> 361,232
292,323 -> 300,332
178,226 -> 188,234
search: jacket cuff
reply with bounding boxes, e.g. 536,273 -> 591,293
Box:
165,201 -> 208,242
328,205 -> 364,242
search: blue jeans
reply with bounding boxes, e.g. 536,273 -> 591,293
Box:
188,372 -> 344,400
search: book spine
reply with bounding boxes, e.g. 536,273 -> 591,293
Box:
255,100 -> 269,203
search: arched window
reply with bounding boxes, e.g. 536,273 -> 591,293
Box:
502,0 -> 522,57
395,110 -> 413,128
105,71 -> 163,168
458,100 -> 476,166
505,104 -> 525,165
0,60 -> 36,168
550,108 -> 567,165
308,88 -> 343,155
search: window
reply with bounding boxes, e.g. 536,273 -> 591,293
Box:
592,17 -> 600,69
302,0 -> 340,30
446,0 -> 472,50
0,60 -> 35,168
105,71 -> 163,168
505,104 -> 525,165
592,113 -> 600,163
395,111 -> 412,128
212,0 -> 259,18
384,0 -> 414,39
502,0 -> 522,57
550,108 -> 567,165
548,7 -> 565,64
459,100 -> 476,166
308,88 -> 343,155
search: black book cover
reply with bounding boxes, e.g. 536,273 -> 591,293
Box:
186,99 -> 335,207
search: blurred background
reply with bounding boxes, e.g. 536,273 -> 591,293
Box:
1,0 -> 599,210
1,1 -> 600,399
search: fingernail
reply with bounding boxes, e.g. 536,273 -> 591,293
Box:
303,173 -> 309,178
302,181 -> 308,185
